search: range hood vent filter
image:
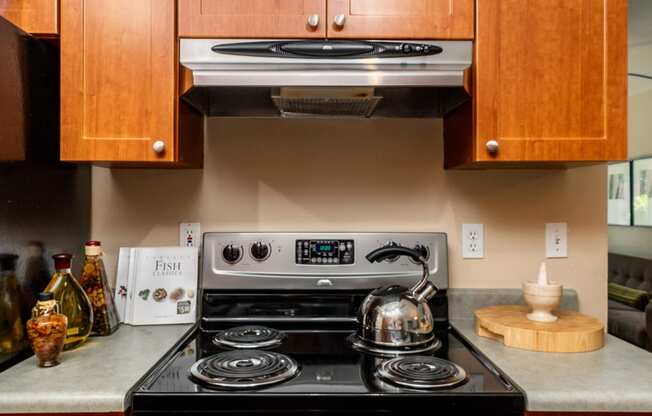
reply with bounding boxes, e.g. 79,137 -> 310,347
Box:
271,87 -> 383,118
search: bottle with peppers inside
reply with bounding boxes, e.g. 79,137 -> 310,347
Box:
79,241 -> 120,336
26,292 -> 68,367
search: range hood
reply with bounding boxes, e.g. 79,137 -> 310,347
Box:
180,39 -> 472,118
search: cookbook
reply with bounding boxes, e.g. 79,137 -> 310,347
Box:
114,247 -> 199,325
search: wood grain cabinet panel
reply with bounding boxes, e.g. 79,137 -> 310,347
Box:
444,0 -> 627,167
0,0 -> 57,35
60,0 -> 202,164
179,0 -> 326,38
326,0 -> 473,39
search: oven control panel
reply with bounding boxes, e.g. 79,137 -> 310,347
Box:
203,232 -> 449,291
295,239 -> 354,265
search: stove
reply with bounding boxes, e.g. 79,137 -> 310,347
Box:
132,232 -> 524,415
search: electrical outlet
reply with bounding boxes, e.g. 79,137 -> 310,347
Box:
179,222 -> 201,248
462,224 -> 484,259
546,222 -> 567,258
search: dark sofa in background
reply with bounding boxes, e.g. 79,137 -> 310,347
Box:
608,253 -> 652,352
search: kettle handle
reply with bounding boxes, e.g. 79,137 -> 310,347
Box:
366,246 -> 438,302
365,246 -> 423,263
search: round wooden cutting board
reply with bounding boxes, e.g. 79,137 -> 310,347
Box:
474,305 -> 604,353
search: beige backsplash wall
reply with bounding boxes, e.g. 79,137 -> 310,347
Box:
92,118 -> 608,322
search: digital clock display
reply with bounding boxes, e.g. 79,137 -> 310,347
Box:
316,244 -> 333,252
295,239 -> 354,265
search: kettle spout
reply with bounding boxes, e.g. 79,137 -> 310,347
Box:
409,260 -> 438,302
412,281 -> 437,303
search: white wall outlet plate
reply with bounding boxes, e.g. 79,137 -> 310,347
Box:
546,222 -> 567,258
462,223 -> 484,259
179,222 -> 201,248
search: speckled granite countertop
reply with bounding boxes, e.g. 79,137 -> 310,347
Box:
0,324 -> 192,414
453,318 -> 652,413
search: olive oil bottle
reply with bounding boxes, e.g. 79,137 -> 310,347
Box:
45,253 -> 93,350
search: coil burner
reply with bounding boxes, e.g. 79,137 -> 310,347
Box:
377,356 -> 467,389
190,350 -> 299,390
212,325 -> 286,349
348,333 -> 442,357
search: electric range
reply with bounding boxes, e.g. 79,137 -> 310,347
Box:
132,233 -> 524,415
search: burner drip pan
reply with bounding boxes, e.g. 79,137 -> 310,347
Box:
190,350 -> 299,390
213,325 -> 286,349
378,356 -> 467,389
348,333 -> 442,357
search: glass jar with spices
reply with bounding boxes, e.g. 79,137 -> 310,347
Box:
26,292 -> 67,367
0,253 -> 26,354
79,241 -> 119,336
44,253 -> 93,350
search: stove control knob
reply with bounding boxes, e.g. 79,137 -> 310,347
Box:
222,244 -> 243,264
383,241 -> 400,262
250,241 -> 271,261
409,244 -> 430,263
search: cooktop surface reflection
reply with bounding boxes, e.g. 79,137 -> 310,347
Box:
138,328 -> 513,395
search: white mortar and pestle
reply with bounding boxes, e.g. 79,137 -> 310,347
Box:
522,262 -> 563,322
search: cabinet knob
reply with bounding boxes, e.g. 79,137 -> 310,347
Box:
307,14 -> 320,28
152,140 -> 166,154
486,140 -> 499,155
334,14 -> 346,28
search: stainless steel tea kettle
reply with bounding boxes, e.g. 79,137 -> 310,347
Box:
358,246 -> 438,348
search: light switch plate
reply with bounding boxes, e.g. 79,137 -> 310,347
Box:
462,224 -> 484,259
545,222 -> 567,258
180,222 -> 201,248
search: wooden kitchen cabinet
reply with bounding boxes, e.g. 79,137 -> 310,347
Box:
444,0 -> 628,168
60,0 -> 202,165
326,0 -> 473,39
177,0 -> 472,40
179,0 -> 327,38
0,0 -> 58,35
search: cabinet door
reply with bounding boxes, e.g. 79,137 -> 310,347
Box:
60,0 -> 176,162
179,0 -> 326,38
472,0 -> 627,163
326,0 -> 473,39
0,0 -> 57,35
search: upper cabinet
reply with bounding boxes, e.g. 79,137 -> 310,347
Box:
327,0 -> 473,39
18,0 -> 624,167
444,0 -> 627,168
178,0 -> 472,39
179,0 -> 327,38
60,0 -> 202,165
0,0 -> 58,35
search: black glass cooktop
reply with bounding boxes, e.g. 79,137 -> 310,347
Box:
132,326 -> 524,415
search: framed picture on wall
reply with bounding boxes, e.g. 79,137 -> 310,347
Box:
633,158 -> 652,226
608,162 -> 631,226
